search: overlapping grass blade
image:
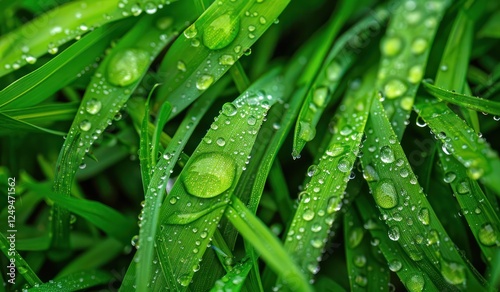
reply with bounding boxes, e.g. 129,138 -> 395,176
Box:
210,257 -> 252,292
155,69 -> 282,290
0,0 -> 177,77
0,112 -> 66,136
29,270 -> 110,292
344,207 -> 389,291
413,98 -> 500,195
282,67 -> 375,282
361,98 -> 486,290
423,81 -> 500,116
226,197 -> 312,292
0,233 -> 42,286
292,4 -> 389,156
378,0 -> 449,139
1,102 -> 77,124
0,22 -> 129,109
155,0 -> 290,117
51,10 -> 182,251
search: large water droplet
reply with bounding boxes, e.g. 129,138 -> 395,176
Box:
222,103 -> 237,116
381,36 -> 403,56
196,75 -> 214,90
298,121 -> 316,142
79,120 -> 91,131
302,209 -> 315,221
326,61 -> 342,81
384,79 -> 408,99
181,152 -> 236,198
406,274 -> 425,292
313,87 -> 328,107
219,54 -> 235,65
388,226 -> 400,241
85,98 -> 102,115
389,259 -> 402,272
380,146 -> 395,163
202,13 -> 240,50
408,65 -> 423,84
374,179 -> 398,209
443,171 -> 456,183
326,196 -> 342,214
184,24 -> 197,38
417,208 -> 430,225
411,38 -> 428,55
478,223 -> 498,246
106,49 -> 149,87
441,260 -> 466,285
348,227 -> 364,248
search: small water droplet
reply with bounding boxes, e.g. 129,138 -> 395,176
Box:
222,103 -> 238,116
326,61 -> 342,81
177,61 -> 187,72
408,65 -> 423,83
178,274 -> 191,286
196,75 -> 214,90
337,158 -> 350,173
381,36 -> 403,56
348,227 -> 364,248
443,171 -> 456,183
374,179 -> 398,209
312,86 -> 328,107
478,223 -> 498,246
388,226 -> 400,241
216,137 -> 226,147
417,208 -> 430,225
440,260 -> 466,285
411,38 -> 428,55
327,196 -> 342,214
79,120 -> 91,131
85,98 -> 102,115
389,259 -> 402,272
380,146 -> 395,163
202,13 -> 240,50
247,115 -> 257,125
298,121 -> 316,142
184,24 -> 197,38
457,179 -> 470,195
302,209 -> 315,221
144,2 -> 157,14
384,79 -> 408,99
218,54 -> 235,65
406,274 -> 425,292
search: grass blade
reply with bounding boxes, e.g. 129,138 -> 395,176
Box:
210,257 -> 252,292
29,270 -> 111,292
0,233 -> 42,286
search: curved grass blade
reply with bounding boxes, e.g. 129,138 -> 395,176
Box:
379,0 -> 449,139
134,78 -> 228,291
0,233 -> 42,286
413,98 -> 500,195
155,0 -> 290,117
0,0 -> 176,77
438,148 -> 500,262
283,67 -> 376,281
355,193 -> 442,291
361,98 -> 487,290
51,11 -> 181,251
292,5 -> 389,156
29,270 -> 111,292
210,257 -> 252,292
1,102 -> 78,124
226,197 -> 313,292
344,207 -> 389,291
156,69 -> 283,290
0,22 -> 129,109
423,81 -> 500,116
0,112 -> 66,136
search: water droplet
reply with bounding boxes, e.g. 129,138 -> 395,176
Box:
457,180 -> 470,195
106,49 -> 150,87
184,24 -> 197,38
443,171 -> 456,183
381,36 -> 403,56
478,223 -> 498,246
85,98 -> 102,115
177,61 -> 187,72
144,2 -> 157,14
216,137 -> 226,146
222,103 -> 237,116
247,115 -> 256,126
411,38 -> 427,55
181,152 -> 236,198
406,274 -> 425,292
326,144 -> 345,157
440,65 -> 448,72
326,61 -> 342,81
337,158 -> 350,173
203,13 -> 240,50
219,54 -> 235,65
417,208 -> 430,225
384,79 -> 408,99
79,120 -> 91,131
388,226 -> 400,241
348,227 -> 364,248
353,255 -> 366,268
169,196 -> 177,204
298,121 -> 316,142
313,87 -> 328,107
196,75 -> 214,90
327,196 -> 342,214
340,125 -> 353,136
25,55 -> 37,64
441,260 -> 466,285
131,235 -> 139,247
355,274 -> 367,287
259,16 -> 267,24
131,4 -> 142,16
363,164 -> 379,182
374,180 -> 398,209
178,274 -> 191,286
408,65 -> 423,83
389,259 -> 402,272
302,209 -> 315,221
380,146 -> 395,163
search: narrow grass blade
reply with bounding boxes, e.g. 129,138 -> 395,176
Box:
293,5 -> 389,155
151,99 -> 172,167
134,78 -> 227,291
226,197 -> 313,292
478,10 -> 500,39
344,207 -> 389,291
413,98 -> 500,195
0,22 -> 128,109
0,233 -> 42,286
156,69 -> 282,290
29,270 -> 111,291
361,98 -> 486,290
0,0 -> 175,77
379,0 -> 449,139
438,148 -> 500,262
283,67 -> 376,281
155,0 -> 290,117
210,257 -> 252,292
51,11 -> 180,251
1,102 -> 78,125
423,81 -> 500,116
0,112 -> 66,136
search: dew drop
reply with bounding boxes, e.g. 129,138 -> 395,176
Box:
381,36 -> 403,56
389,259 -> 402,272
184,24 -> 197,38
298,121 -> 316,142
177,61 -> 187,72
313,86 -> 328,107
203,13 -> 240,50
144,2 -> 157,14
408,65 -> 423,84
417,208 -> 430,225
302,209 -> 315,221
406,274 -> 425,292
178,274 -> 191,286
411,38 -> 428,55
326,61 -> 342,81
85,98 -> 102,115
363,164 -> 379,182
181,152 -> 236,198
79,120 -> 91,131
380,146 -> 395,164
106,49 -> 150,87
384,79 -> 408,99
326,144 -> 344,157
196,75 -> 214,90
326,196 -> 342,214
348,227 -> 364,248
441,260 -> 466,285
457,180 -> 470,195
25,55 -> 37,64
478,223 -> 498,246
374,179 -> 398,209
216,137 -> 226,147
219,54 -> 235,65
443,171 -> 456,183
388,226 -> 400,241
337,158 -> 350,173
222,103 -> 238,116
247,115 -> 257,126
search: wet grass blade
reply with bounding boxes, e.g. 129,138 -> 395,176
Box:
51,11 -> 181,251
283,67 -> 376,281
361,98 -> 486,290
0,1 -> 176,76
413,98 -> 500,195
379,0 -> 449,139
0,233 -> 42,286
155,69 -> 282,290
292,5 -> 389,155
210,257 -> 252,292
155,0 -> 290,117
423,81 -> 500,116
226,197 -> 313,292
0,112 -> 66,136
29,270 -> 111,292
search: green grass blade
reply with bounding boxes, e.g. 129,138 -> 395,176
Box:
361,98 -> 486,290
1,102 -> 78,125
151,98 -> 172,167
283,67 -> 376,282
379,0 -> 449,139
155,0 -> 290,117
292,5 -> 389,156
134,78 -> 227,291
29,270 -> 111,291
0,112 -> 66,136
156,69 -> 282,290
0,22 -> 129,109
226,197 -> 313,292
0,1 -> 176,77
423,81 -> 500,116
413,98 -> 500,195
210,257 -> 252,292
51,11 -> 180,251
0,232 -> 42,286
